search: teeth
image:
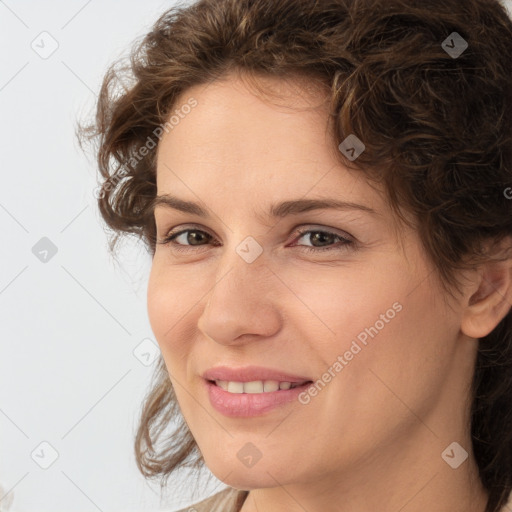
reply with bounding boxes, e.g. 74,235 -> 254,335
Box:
216,380 -> 228,391
214,380 -> 304,393
264,380 -> 279,392
227,381 -> 244,393
244,381 -> 264,393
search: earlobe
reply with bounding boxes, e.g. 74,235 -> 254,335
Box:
461,258 -> 512,340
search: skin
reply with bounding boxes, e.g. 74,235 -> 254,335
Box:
146,70 -> 512,512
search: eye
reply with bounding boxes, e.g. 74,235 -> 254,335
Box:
291,228 -> 354,253
157,225 -> 355,254
157,227 -> 217,252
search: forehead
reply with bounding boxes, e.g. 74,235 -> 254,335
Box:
157,73 -> 332,158
156,73 -> 351,187
153,72 -> 404,230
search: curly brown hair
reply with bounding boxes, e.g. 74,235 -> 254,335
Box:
80,0 -> 512,510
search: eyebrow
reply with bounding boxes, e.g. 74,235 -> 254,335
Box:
150,194 -> 379,219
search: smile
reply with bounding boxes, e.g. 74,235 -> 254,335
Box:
213,379 -> 309,393
205,379 -> 313,417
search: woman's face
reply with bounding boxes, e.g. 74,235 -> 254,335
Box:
147,73 -> 477,491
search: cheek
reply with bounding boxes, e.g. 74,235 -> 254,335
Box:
277,263 -> 406,349
327,280 -> 458,430
146,263 -> 197,364
288,262 -> 455,408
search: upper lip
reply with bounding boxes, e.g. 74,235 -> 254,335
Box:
202,365 -> 312,383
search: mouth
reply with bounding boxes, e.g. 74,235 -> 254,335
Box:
202,366 -> 314,416
207,379 -> 312,394
204,377 -> 314,417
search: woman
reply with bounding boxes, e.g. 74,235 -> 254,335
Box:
82,0 -> 512,510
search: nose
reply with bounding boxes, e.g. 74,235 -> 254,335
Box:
196,246 -> 282,346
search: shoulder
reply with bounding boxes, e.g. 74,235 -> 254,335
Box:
174,487 -> 248,512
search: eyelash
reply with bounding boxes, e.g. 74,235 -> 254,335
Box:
156,226 -> 355,254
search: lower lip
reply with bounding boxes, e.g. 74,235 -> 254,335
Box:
205,379 -> 312,417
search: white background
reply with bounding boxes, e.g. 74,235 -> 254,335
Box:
1,1 -> 511,511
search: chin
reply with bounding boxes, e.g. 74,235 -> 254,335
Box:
214,468 -> 282,490
204,453 -> 297,490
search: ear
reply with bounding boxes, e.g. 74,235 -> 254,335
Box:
461,238 -> 512,339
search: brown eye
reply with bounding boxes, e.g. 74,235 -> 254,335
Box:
157,226 -> 355,254
158,228 -> 216,250
175,230 -> 211,245
292,228 -> 354,253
